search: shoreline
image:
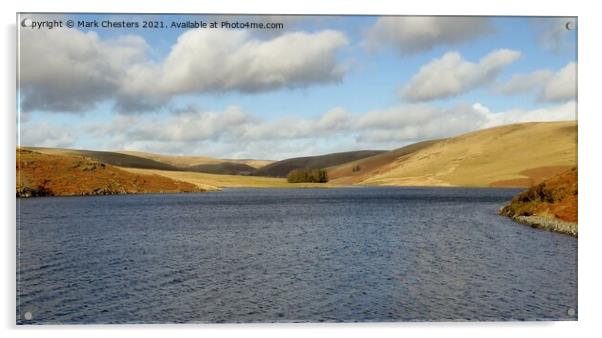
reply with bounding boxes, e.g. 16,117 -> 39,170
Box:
16,184 -> 524,198
510,215 -> 578,237
16,188 -> 220,199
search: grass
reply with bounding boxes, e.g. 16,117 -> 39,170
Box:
327,140 -> 443,185
333,121 -> 577,187
120,167 -> 339,189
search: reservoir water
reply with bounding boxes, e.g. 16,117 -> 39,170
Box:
16,187 -> 577,323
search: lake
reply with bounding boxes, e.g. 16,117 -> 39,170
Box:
16,187 -> 577,323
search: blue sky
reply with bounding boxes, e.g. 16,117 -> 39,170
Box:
18,14 -> 577,160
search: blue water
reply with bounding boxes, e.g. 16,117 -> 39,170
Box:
16,187 -> 577,324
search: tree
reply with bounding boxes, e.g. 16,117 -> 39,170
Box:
287,168 -> 329,183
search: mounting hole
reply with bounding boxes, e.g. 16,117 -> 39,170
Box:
567,308 -> 576,316
21,18 -> 32,28
23,311 -> 33,320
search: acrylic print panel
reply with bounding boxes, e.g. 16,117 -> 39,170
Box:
16,13 -> 577,324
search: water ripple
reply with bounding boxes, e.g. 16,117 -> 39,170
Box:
17,188 -> 577,323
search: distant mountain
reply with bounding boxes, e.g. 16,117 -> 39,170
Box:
328,121 -> 577,187
252,150 -> 387,177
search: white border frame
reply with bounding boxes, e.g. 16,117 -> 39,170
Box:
3,1 -> 600,337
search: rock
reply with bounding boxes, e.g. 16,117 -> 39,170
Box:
512,215 -> 577,237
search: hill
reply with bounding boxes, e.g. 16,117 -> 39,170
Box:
117,150 -> 273,171
20,121 -> 576,190
328,121 -> 577,187
25,147 -> 272,175
16,149 -> 204,197
25,147 -> 180,171
186,162 -> 257,175
326,140 -> 442,184
253,150 -> 386,177
500,167 -> 577,236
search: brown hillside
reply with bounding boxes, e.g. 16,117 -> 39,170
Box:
327,140 -> 441,185
16,149 -> 202,197
501,167 -> 578,224
330,121 -> 576,187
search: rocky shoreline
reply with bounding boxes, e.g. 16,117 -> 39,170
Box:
511,215 -> 577,237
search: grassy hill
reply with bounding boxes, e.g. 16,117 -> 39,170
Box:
16,149 -> 203,197
326,140 -> 442,184
329,121 -> 576,187
253,150 -> 386,177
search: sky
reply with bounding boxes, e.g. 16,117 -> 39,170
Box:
17,14 -> 577,160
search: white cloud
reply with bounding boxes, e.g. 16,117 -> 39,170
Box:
540,62 -> 577,102
478,100 -> 576,128
19,122 -> 74,148
126,29 -> 348,97
494,62 -> 576,102
364,17 -> 493,55
19,28 -> 148,112
495,70 -> 554,96
127,106 -> 253,142
20,28 -> 349,113
401,49 -> 521,102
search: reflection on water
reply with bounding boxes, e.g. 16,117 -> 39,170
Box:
17,187 -> 577,323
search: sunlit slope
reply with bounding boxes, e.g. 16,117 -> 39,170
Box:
327,140 -> 442,185
330,121 -> 577,187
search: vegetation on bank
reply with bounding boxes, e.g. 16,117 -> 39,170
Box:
286,168 -> 329,183
16,149 -> 201,197
500,167 -> 577,236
